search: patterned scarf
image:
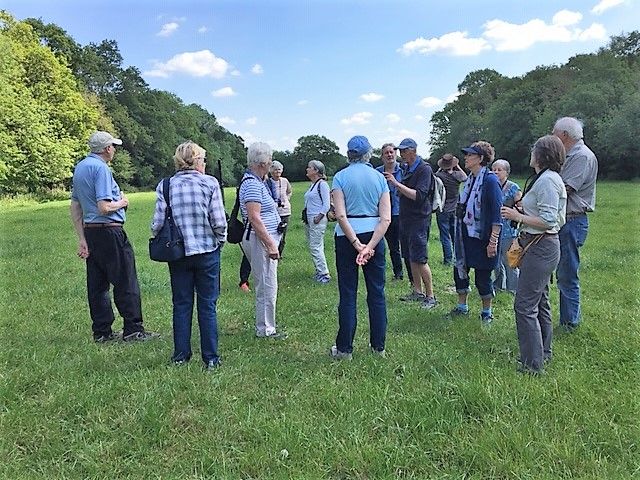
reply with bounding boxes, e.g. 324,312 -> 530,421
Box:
459,166 -> 488,239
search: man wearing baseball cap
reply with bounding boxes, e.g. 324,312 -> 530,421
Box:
70,131 -> 159,343
382,138 -> 437,309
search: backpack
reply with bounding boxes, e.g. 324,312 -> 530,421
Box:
430,171 -> 446,213
227,177 -> 251,244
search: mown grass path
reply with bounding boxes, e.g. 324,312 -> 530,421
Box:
1,181 -> 638,478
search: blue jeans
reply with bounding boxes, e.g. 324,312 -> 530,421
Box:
494,233 -> 519,293
436,210 -> 456,264
169,249 -> 221,363
334,232 -> 387,353
557,214 -> 589,327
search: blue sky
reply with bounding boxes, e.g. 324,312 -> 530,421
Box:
2,0 -> 638,156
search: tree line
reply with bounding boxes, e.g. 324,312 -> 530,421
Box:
0,10 -> 637,197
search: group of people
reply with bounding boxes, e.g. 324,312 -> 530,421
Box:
70,115 -> 597,375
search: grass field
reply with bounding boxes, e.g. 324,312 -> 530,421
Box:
1,180 -> 639,479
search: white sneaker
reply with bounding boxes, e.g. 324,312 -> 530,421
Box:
329,345 -> 352,360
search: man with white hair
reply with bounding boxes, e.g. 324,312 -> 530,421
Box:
552,117 -> 598,332
71,131 -> 159,343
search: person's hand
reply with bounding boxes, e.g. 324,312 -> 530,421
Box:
313,214 -> 323,224
382,171 -> 398,186
501,206 -> 520,221
120,193 -> 129,210
266,242 -> 280,260
487,242 -> 498,258
77,239 -> 89,259
356,245 -> 374,265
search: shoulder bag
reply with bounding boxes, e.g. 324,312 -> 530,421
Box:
149,177 -> 185,262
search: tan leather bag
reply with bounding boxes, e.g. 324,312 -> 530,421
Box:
506,234 -> 544,268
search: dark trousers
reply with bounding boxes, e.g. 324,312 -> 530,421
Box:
84,227 -> 144,337
334,232 -> 387,353
384,215 -> 404,278
239,253 -> 251,285
278,215 -> 290,255
169,250 -> 221,363
436,210 -> 456,264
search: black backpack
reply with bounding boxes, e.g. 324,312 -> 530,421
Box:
227,177 -> 251,244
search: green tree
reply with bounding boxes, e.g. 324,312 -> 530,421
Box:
291,135 -> 345,181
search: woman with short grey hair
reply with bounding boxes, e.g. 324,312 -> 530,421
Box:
269,160 -> 292,256
492,158 -> 522,293
239,142 -> 286,339
303,160 -> 331,283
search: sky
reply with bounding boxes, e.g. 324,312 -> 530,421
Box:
2,0 -> 638,157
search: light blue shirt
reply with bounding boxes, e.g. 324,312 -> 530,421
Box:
331,163 -> 389,236
521,170 -> 567,234
376,163 -> 402,216
71,153 -> 125,224
304,179 -> 331,216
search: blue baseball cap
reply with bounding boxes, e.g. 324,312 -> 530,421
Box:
461,145 -> 484,156
347,135 -> 372,158
396,138 -> 417,150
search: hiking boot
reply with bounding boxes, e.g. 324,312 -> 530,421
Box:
123,330 -> 160,342
330,345 -> 352,361
371,347 -> 386,358
480,312 -> 494,325
420,296 -> 438,310
399,291 -> 426,302
203,359 -> 222,371
317,274 -> 331,284
94,331 -> 121,343
448,306 -> 469,317
239,282 -> 251,292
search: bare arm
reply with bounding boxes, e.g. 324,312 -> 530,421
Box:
70,200 -> 89,259
382,172 -> 417,200
452,165 -> 468,182
97,194 -> 128,216
246,201 -> 280,259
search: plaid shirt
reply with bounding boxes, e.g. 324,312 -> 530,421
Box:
151,170 -> 227,256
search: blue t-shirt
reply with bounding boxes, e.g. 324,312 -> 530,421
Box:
331,163 -> 389,236
71,153 -> 125,223
239,172 -> 280,235
376,163 -> 402,216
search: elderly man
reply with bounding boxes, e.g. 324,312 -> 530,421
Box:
552,117 -> 598,332
383,138 -> 437,309
71,131 -> 159,343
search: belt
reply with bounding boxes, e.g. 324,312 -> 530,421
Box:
84,222 -> 123,228
566,212 -> 587,218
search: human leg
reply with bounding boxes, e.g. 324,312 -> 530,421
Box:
308,217 -> 329,276
362,233 -> 387,352
194,250 -> 221,364
245,232 -> 279,336
385,215 -> 403,278
436,211 -> 453,264
169,256 -> 195,362
557,215 -> 588,327
335,235 -> 359,354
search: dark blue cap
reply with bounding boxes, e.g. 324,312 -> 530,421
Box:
396,138 -> 417,150
461,145 -> 484,156
347,135 -> 372,158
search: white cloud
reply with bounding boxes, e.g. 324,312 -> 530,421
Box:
231,69 -> 241,76
145,50 -> 229,78
251,64 -> 264,75
591,0 -> 624,15
157,22 -> 179,37
198,26 -> 208,33
398,31 -> 490,56
483,11 -> 606,51
211,87 -> 236,97
445,91 -> 460,103
245,116 -> 257,125
360,92 -> 384,102
297,99 -> 309,106
414,115 -> 425,121
340,112 -> 373,125
417,96 -> 442,109
386,113 -> 401,124
218,116 -> 236,126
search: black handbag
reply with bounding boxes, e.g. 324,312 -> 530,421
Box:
149,177 -> 185,262
227,178 -> 250,244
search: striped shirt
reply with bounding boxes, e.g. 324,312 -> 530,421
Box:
239,172 -> 281,235
151,170 -> 227,256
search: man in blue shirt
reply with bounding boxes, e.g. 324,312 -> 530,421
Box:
383,138 -> 437,309
71,131 -> 159,343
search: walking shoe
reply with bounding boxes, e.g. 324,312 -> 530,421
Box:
171,358 -> 189,366
480,312 -> 494,325
123,330 -> 160,342
203,359 -> 222,371
94,331 -> 121,343
448,306 -> 469,317
329,345 -> 352,361
371,347 -> 386,358
317,274 -> 331,284
420,296 -> 438,309
399,291 -> 426,302
257,331 -> 288,340
239,282 -> 251,292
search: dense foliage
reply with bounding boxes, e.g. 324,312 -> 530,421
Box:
428,32 -> 640,179
0,10 -> 637,197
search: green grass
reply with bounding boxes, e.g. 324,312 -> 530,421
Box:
1,181 -> 639,479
